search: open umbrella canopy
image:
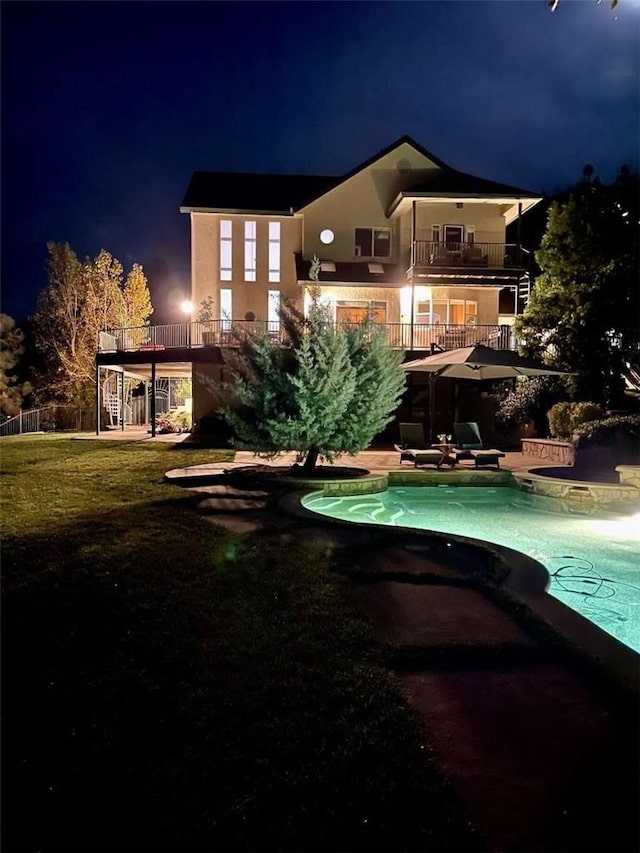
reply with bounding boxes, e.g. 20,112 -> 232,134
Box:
402,344 -> 572,380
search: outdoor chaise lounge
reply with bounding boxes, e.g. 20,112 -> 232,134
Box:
452,422 -> 505,469
394,423 -> 445,468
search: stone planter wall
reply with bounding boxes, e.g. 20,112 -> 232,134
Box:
521,438 -> 575,466
615,465 -> 640,489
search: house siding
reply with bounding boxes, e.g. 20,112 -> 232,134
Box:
191,212 -> 303,321
301,142 -> 440,263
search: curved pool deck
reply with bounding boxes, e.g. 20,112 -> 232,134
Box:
166,448 -> 639,682
166,448 -> 640,503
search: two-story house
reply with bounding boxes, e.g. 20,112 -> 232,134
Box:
96,135 -> 542,436
179,135 -> 541,427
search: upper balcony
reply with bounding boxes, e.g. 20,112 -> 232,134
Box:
410,241 -> 528,278
98,320 -> 515,358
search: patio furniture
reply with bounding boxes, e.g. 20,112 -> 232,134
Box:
463,246 -> 488,266
468,449 -> 506,469
408,449 -> 446,468
453,421 -> 483,452
431,443 -> 458,468
451,422 -> 504,468
395,423 -> 447,467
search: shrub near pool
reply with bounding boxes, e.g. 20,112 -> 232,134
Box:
1,437 -> 480,852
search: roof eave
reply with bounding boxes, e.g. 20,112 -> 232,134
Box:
387,192 -> 543,218
179,205 -> 295,216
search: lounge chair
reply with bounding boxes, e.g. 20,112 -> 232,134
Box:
452,422 -> 505,469
394,423 -> 444,468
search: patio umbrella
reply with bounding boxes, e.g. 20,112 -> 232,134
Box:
402,344 -> 573,441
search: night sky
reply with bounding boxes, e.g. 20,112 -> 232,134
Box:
2,0 -> 638,324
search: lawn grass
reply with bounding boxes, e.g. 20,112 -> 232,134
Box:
1,436 -> 482,852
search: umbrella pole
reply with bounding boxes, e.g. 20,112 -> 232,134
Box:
429,373 -> 435,444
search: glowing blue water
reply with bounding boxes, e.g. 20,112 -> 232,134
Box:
302,487 -> 640,654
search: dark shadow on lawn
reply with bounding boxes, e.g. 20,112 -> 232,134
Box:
2,500 -> 484,853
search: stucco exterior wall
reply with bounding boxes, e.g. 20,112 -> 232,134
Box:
192,362 -> 224,424
190,212 -> 303,321
301,142 -> 439,262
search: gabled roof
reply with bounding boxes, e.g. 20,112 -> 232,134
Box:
400,168 -> 540,199
180,135 -> 541,215
180,171 -> 338,214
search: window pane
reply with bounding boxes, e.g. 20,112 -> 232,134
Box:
220,289 -> 232,330
220,243 -> 232,268
268,290 -> 280,327
373,228 -> 390,257
244,220 -> 256,281
220,220 -> 232,281
269,221 -> 280,283
355,228 -> 372,257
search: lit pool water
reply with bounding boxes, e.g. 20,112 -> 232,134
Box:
302,487 -> 640,654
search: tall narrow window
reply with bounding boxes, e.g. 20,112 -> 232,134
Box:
466,225 -> 475,246
431,225 -> 441,244
220,289 -> 232,330
268,222 -> 280,283
244,221 -> 256,282
220,220 -> 232,281
268,290 -> 280,333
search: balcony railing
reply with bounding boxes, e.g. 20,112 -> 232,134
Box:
412,241 -> 526,269
99,321 -> 514,354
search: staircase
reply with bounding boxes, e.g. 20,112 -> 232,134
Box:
103,392 -> 132,426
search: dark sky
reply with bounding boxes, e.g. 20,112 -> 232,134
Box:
2,0 -> 638,324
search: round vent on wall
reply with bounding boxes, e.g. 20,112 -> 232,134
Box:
320,229 -> 335,245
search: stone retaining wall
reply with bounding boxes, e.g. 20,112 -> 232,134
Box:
521,438 -> 575,466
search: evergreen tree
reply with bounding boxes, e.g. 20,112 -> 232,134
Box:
0,314 -> 32,418
516,173 -> 639,407
221,294 -> 406,472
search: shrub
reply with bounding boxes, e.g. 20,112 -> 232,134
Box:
156,409 -> 191,433
496,377 -> 545,427
547,401 -> 603,439
572,414 -> 640,442
495,376 -> 565,434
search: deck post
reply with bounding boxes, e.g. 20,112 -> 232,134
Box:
120,369 -> 126,431
410,200 -> 416,350
150,361 -> 157,438
95,363 -> 100,435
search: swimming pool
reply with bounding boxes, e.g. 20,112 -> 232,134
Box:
302,486 -> 640,654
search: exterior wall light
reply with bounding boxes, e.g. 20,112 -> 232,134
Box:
320,229 -> 335,245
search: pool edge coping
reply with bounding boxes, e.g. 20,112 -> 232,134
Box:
283,488 -> 640,695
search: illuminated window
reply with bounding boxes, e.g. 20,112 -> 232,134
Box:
354,227 -> 391,259
336,300 -> 387,324
220,289 -> 232,330
220,220 -> 232,281
244,221 -> 256,282
268,290 -> 280,331
268,222 -> 280,283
